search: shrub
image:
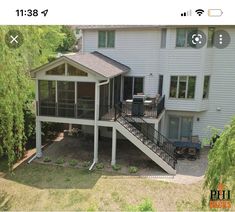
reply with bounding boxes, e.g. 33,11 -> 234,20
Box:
43,156 -> 51,163
82,161 -> 91,168
112,164 -> 121,171
129,166 -> 139,174
138,199 -> 155,212
69,159 -> 78,167
96,162 -> 104,170
55,158 -> 65,165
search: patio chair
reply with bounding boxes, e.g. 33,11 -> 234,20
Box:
175,147 -> 187,160
187,147 -> 197,161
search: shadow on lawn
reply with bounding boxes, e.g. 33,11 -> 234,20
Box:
4,163 -> 110,189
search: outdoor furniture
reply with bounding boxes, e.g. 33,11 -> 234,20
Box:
187,147 -> 197,161
173,136 -> 201,159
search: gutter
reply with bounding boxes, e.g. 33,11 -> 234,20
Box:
89,78 -> 110,171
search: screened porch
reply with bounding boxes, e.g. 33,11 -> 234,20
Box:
37,80 -> 95,119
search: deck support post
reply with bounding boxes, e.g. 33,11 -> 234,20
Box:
111,126 -> 117,166
36,119 -> 42,158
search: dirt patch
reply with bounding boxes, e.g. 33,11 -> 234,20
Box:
35,133 -> 209,184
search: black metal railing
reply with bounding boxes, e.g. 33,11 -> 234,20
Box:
115,104 -> 177,169
37,100 -> 95,119
122,95 -> 165,118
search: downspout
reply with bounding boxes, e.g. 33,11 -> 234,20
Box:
89,78 -> 110,171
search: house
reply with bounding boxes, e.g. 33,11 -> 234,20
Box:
31,25 -> 235,175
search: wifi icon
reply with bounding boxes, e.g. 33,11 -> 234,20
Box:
195,9 -> 204,16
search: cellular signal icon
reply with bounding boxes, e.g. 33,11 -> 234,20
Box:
181,10 -> 192,16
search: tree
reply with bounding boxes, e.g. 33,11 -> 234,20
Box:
57,26 -> 77,52
0,26 -> 64,169
204,116 -> 235,201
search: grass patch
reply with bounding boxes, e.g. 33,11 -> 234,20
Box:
43,156 -> 51,163
68,159 -> 78,167
129,166 -> 138,174
96,163 -> 104,170
0,163 -> 207,211
0,191 -> 11,211
55,158 -> 65,165
126,198 -> 155,211
112,164 -> 121,171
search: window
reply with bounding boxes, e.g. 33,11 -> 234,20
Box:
169,76 -> 196,99
98,31 -> 115,48
123,77 -> 144,100
46,64 -> 65,75
67,64 -> 88,76
176,28 -> 197,47
161,28 -> 167,48
203,76 -> 210,99
207,27 -> 215,48
168,116 -> 193,140
169,76 -> 178,98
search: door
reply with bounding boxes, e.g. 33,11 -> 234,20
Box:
158,75 -> 163,96
180,117 -> 193,138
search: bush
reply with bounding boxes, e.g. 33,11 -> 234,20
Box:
126,198 -> 155,211
96,162 -> 104,170
82,161 -> 91,168
138,199 -> 155,212
43,156 -> 51,163
129,166 -> 139,174
69,159 -> 78,167
55,158 -> 65,165
112,164 -> 121,171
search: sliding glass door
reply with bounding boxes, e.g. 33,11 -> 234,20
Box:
168,116 -> 193,140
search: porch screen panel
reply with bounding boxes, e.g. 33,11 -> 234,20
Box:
39,80 -> 56,116
77,82 -> 95,119
57,81 -> 75,118
114,75 -> 121,104
123,77 -> 133,100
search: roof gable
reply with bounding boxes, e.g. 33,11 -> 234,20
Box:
31,52 -> 130,79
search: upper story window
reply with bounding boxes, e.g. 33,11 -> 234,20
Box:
207,27 -> 215,48
169,76 -> 196,99
161,28 -> 167,48
98,31 -> 115,48
123,76 -> 144,100
176,28 -> 197,47
203,76 -> 210,99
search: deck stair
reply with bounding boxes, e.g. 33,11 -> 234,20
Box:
115,107 -> 177,174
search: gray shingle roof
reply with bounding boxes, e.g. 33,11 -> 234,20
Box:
65,51 -> 130,78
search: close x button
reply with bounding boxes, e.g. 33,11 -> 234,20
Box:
5,30 -> 24,49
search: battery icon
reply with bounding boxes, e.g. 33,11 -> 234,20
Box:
208,9 -> 223,17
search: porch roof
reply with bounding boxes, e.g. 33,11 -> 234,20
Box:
65,51 -> 130,78
31,51 -> 130,79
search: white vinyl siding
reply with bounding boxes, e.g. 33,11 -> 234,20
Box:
83,27 -> 235,140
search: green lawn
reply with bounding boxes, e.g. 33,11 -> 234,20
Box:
0,161 -> 204,211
